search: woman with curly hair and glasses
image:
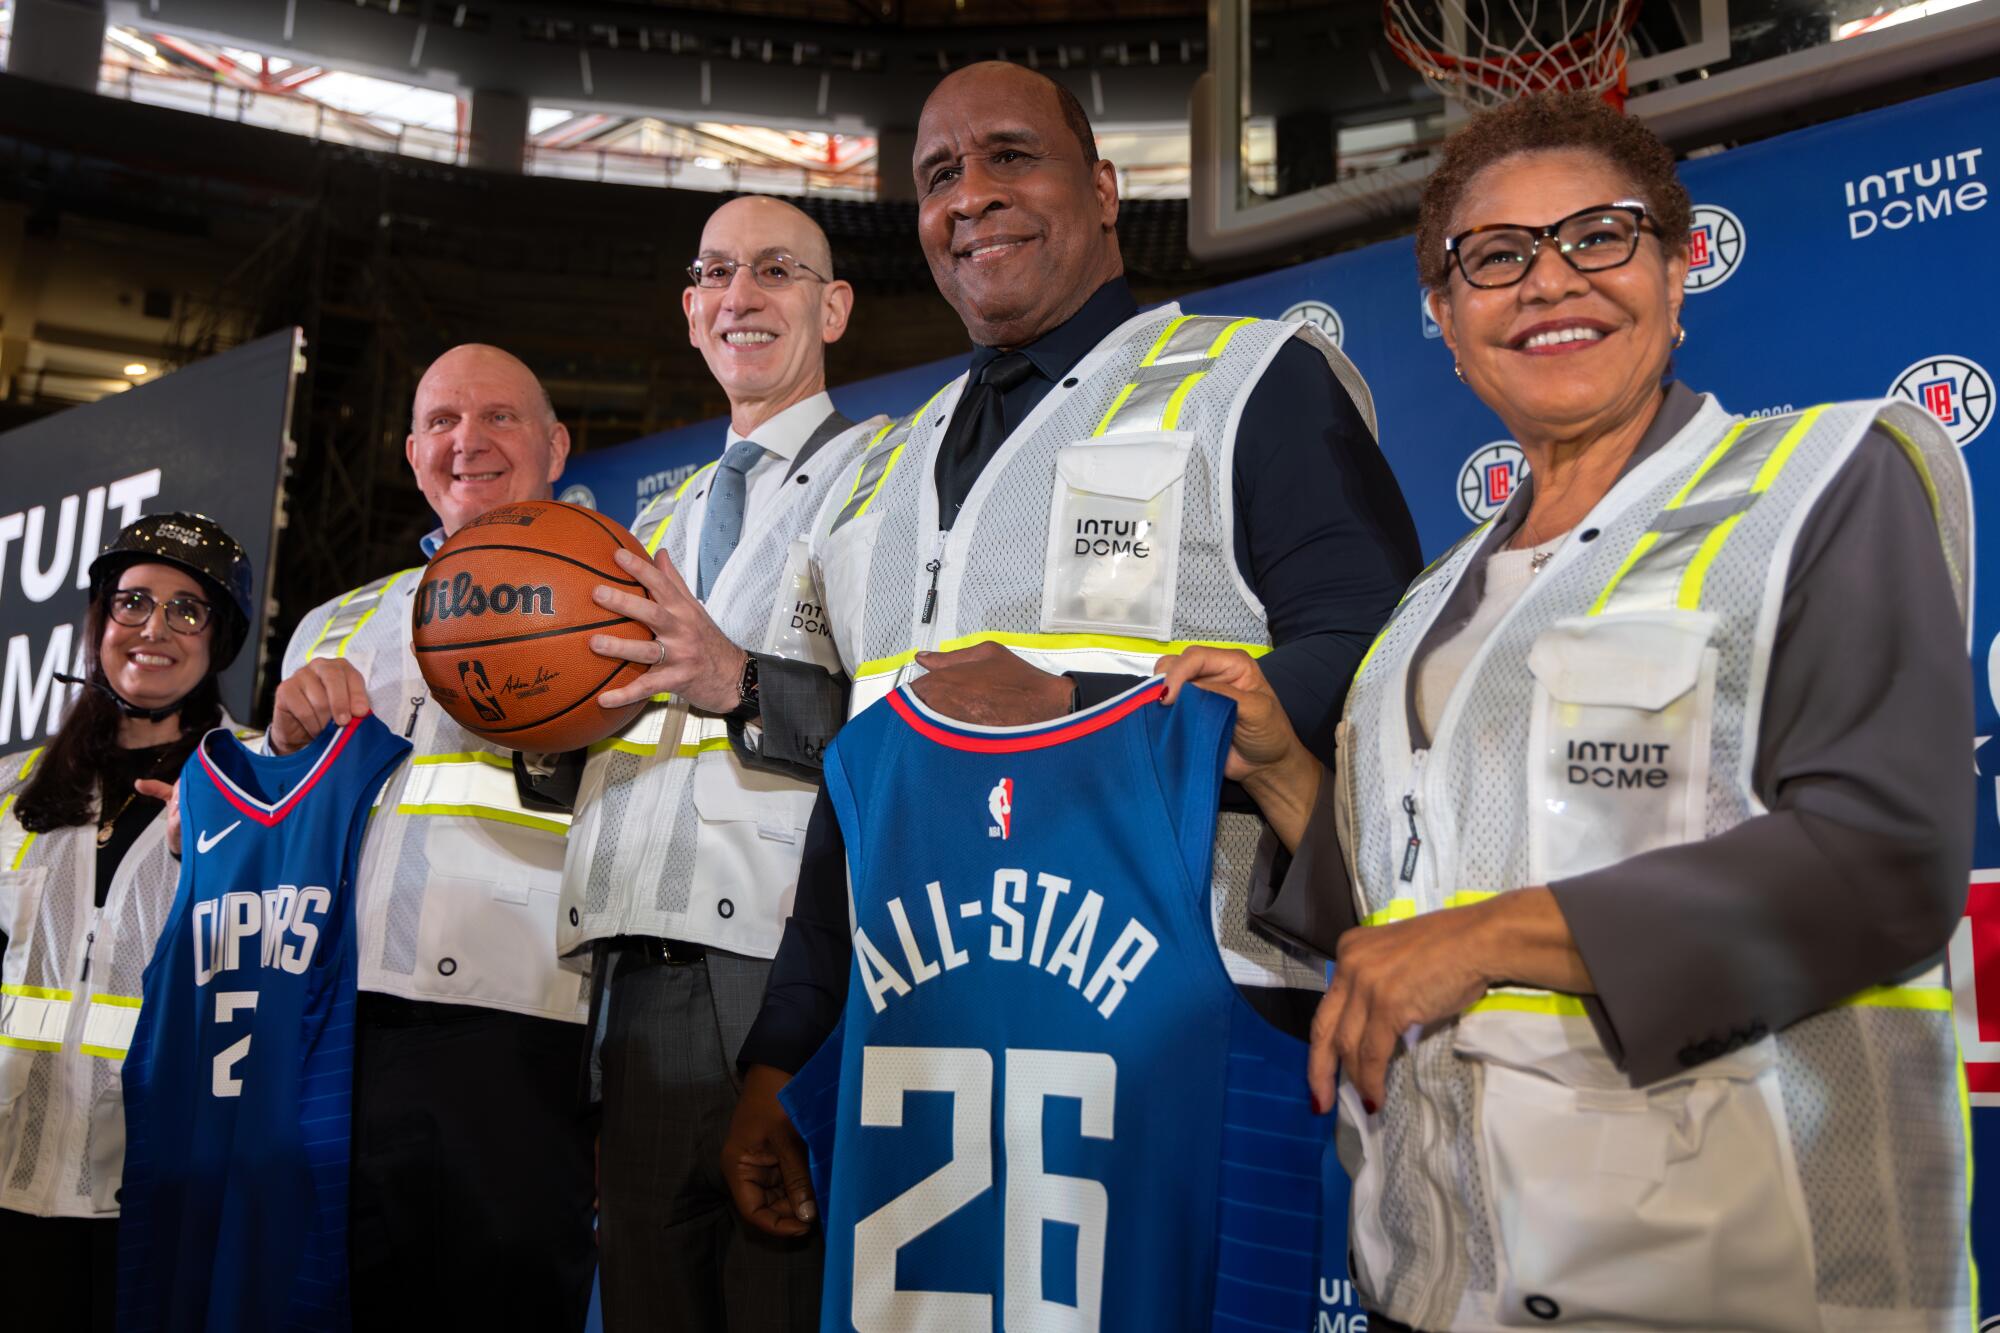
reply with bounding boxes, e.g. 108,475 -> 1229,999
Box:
1163,92 -> 1973,1331
0,512 -> 253,1331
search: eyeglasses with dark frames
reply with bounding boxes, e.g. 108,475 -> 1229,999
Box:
107,588 -> 213,635
1445,201 -> 1657,289
686,252 -> 831,290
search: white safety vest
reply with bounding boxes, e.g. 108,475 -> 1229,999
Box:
284,571 -> 586,1023
1337,396 -> 1973,1332
559,422 -> 875,960
811,305 -> 1377,990
0,738 -> 221,1217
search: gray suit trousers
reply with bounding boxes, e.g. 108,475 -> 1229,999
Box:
597,945 -> 823,1333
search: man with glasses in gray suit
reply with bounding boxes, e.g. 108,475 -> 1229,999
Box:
559,195 -> 872,1332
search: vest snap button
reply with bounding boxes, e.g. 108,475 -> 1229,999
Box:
795,474 -> 809,484
569,907 -> 579,926
1063,377 -> 1078,388
717,898 -> 735,919
1579,528 -> 1601,542
1525,1295 -> 1561,1321
438,957 -> 458,976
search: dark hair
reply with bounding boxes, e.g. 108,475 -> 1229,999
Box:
13,591 -> 222,833
1415,91 -> 1692,291
1049,78 -> 1099,166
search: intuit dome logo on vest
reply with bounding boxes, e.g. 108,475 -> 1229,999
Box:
1845,147 -> 1986,240
1682,205 -> 1746,292
1891,355 -> 1994,447
1458,441 -> 1528,522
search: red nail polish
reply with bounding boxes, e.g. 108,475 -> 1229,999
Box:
1362,1098 -> 1378,1116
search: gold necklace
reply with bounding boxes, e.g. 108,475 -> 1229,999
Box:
98,747 -> 178,848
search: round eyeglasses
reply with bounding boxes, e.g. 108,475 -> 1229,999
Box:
107,588 -> 213,635
687,253 -> 831,290
1445,201 -> 1657,289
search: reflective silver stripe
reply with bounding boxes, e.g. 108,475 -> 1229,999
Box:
1094,313 -> 1259,436
831,415 -> 921,533
0,984 -> 72,1051
79,995 -> 142,1059
1592,410 -> 1827,616
307,569 -> 411,661
1142,314 -> 1251,367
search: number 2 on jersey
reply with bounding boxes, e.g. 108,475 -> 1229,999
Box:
212,990 -> 258,1097
853,1045 -> 1115,1332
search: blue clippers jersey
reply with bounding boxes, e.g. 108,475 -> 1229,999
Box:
785,679 -> 1326,1332
119,716 -> 410,1332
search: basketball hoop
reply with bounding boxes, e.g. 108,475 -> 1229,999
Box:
1383,0 -> 1643,112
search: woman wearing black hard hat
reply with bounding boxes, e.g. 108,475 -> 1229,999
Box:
0,512 -> 253,1331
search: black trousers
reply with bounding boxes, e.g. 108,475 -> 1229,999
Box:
0,1207 -> 116,1331
348,994 -> 597,1332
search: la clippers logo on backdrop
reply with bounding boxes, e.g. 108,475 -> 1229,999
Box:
1419,290 -> 1442,339
1951,872 -> 2000,1105
1281,300 -> 1344,349
1682,205 -> 1745,292
987,778 -> 1013,840
1458,442 -> 1528,522
557,483 -> 596,511
1891,355 -> 1994,446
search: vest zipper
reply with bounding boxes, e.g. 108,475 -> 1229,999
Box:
78,930 -> 94,983
919,530 -> 946,626
1398,750 -> 1428,887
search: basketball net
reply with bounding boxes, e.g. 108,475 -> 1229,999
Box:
1383,0 -> 1641,112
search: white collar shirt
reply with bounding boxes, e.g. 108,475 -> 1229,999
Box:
724,390 -> 837,531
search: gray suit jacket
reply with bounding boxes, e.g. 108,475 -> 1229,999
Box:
1251,384 -> 1972,1085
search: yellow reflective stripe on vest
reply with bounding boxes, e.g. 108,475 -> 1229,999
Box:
1466,988 -> 1591,1019
11,832 -> 37,870
1095,315 -> 1257,437
0,983 -> 73,1050
854,630 -> 1272,685
1841,983 -> 1953,1012
832,388 -> 949,534
642,463 -> 718,557
307,570 -> 415,661
79,993 -> 143,1059
1878,418 -> 1969,596
394,752 -> 571,833
1589,408 -> 1832,616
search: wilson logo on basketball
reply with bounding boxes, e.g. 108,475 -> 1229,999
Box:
416,572 -> 557,625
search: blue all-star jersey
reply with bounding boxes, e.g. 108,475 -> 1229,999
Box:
785,678 -> 1326,1332
119,716 -> 409,1332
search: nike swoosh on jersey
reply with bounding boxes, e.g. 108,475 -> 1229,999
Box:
196,820 -> 242,854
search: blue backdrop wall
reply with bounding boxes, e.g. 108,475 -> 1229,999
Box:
565,77 -> 2000,1325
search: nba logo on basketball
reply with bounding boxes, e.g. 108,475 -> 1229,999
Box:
987,778 -> 1013,840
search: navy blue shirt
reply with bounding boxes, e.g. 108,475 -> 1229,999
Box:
741,277 -> 1421,1073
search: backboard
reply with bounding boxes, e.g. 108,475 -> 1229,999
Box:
1190,0 -> 2000,261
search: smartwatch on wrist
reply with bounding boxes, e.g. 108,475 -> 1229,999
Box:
729,653 -> 761,720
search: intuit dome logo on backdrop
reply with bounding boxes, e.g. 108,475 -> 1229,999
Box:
1846,147 -> 1986,238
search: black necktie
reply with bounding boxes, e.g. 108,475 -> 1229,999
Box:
934,352 -> 1036,526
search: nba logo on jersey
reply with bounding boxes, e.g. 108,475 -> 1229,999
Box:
987,777 -> 1012,839
787,678 -> 1329,1332
118,716 -> 409,1332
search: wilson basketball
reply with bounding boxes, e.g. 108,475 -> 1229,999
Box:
411,499 -> 657,752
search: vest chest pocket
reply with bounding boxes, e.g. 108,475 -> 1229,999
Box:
1525,611 -> 1717,884
1041,433 -> 1192,640
762,538 -> 843,674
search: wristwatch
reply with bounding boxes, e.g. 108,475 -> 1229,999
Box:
729,653 -> 761,720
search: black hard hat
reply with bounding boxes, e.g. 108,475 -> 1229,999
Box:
88,512 -> 255,668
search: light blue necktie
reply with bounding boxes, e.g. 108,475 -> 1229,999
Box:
697,438 -> 767,601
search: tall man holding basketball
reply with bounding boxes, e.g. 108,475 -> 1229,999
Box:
267,343 -> 596,1330
715,61 -> 1424,1235
557,196 -> 871,1332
